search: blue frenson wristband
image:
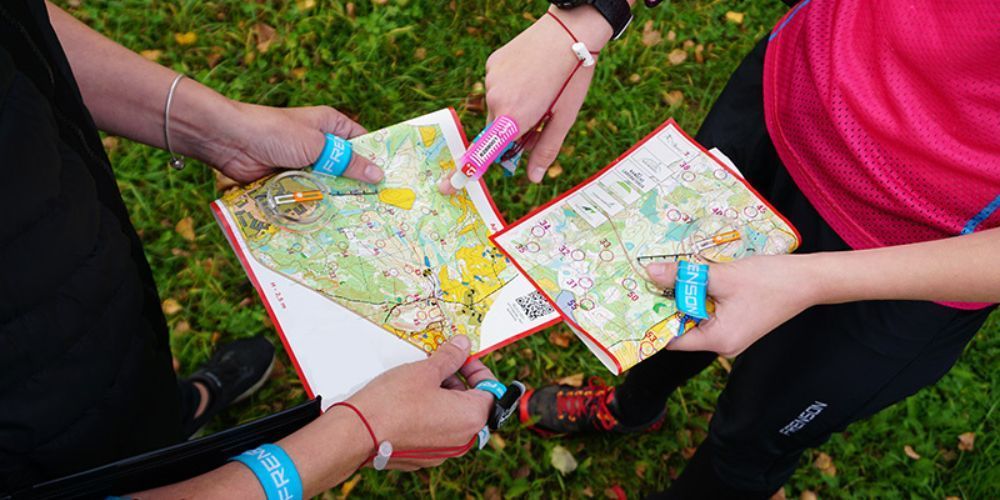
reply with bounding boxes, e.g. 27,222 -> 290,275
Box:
230,444 -> 303,500
313,133 -> 352,177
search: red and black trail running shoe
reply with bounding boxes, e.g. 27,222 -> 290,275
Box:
519,377 -> 665,435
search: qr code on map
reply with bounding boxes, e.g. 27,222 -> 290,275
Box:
515,291 -> 554,320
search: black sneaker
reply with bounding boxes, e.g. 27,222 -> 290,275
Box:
518,377 -> 665,435
181,336 -> 276,437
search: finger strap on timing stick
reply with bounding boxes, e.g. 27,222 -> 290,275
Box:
675,261 -> 710,320
476,380 -> 525,431
313,133 -> 353,177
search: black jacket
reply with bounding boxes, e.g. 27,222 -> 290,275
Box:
0,0 -> 182,491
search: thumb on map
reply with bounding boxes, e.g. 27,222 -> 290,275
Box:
427,335 -> 472,381
645,262 -> 678,288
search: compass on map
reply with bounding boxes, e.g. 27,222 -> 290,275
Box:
260,171 -> 379,233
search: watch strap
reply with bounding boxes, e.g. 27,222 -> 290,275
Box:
590,0 -> 633,39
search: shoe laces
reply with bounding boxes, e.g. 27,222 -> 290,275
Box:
555,377 -> 620,431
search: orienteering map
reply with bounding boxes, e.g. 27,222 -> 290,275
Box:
492,120 -> 799,374
212,109 -> 557,402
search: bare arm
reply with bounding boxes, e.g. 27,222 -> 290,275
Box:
134,336 -> 495,499
45,1 -> 381,183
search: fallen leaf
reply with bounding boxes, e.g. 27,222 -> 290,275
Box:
957,432 -> 975,452
214,170 -> 240,192
171,248 -> 191,257
628,73 -> 641,83
716,355 -> 732,373
695,44 -> 705,64
162,298 -> 183,315
372,0 -> 388,5
945,497 -> 960,500
491,351 -> 504,361
173,320 -> 191,335
548,329 -> 573,348
522,12 -> 537,22
556,373 -> 584,387
799,491 -> 818,500
683,39 -> 695,50
210,331 -> 222,344
140,49 -> 161,62
471,81 -> 485,95
681,446 -> 697,459
604,485 -> 626,500
668,48 -> 687,65
339,473 -> 361,498
206,47 -> 224,68
296,0 -> 316,11
769,487 -> 786,500
175,217 -> 196,241
513,465 -> 531,479
253,23 -> 278,53
547,163 -> 564,178
174,32 -> 197,45
489,433 -> 506,451
939,448 -> 958,462
725,11 -> 745,25
635,462 -> 647,478
291,67 -> 307,80
484,486 -> 501,500
662,90 -> 684,107
102,135 -> 120,151
666,30 -> 677,41
581,486 -> 594,498
517,363 -> 532,379
813,452 -> 837,477
66,0 -> 81,6
903,445 -> 921,460
346,2 -> 356,18
414,47 -> 427,60
641,20 -> 662,47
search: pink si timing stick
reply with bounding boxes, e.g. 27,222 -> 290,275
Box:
449,115 -> 519,190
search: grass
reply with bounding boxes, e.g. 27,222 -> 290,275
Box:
62,0 -> 997,498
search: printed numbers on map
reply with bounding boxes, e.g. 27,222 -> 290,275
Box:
599,238 -> 611,249
628,291 -> 639,301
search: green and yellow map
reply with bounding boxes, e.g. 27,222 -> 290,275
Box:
493,121 -> 799,373
219,110 -> 552,354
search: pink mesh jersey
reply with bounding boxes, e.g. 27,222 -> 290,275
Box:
763,0 -> 1000,310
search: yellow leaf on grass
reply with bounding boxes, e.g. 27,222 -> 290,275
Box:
489,433 -> 506,450
725,11 -> 745,25
813,452 -> 837,477
903,445 -> 921,460
175,216 -> 196,241
662,90 -> 684,107
174,32 -> 197,45
547,163 -> 564,179
641,20 -> 662,47
957,432 -> 975,451
556,373 -> 585,387
173,320 -> 191,335
253,23 -> 278,53
296,0 -> 316,11
799,491 -> 818,500
140,49 -> 162,62
668,48 -> 687,65
162,298 -> 183,315
550,445 -> 578,475
549,329 -> 573,348
339,473 -> 361,498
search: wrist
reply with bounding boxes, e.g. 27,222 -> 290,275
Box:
167,79 -> 245,168
546,5 -> 614,51
797,252 -> 848,305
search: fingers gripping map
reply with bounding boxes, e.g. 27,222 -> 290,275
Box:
213,109 -> 557,402
492,120 -> 799,374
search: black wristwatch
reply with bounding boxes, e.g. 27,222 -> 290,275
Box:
549,0 -> 633,40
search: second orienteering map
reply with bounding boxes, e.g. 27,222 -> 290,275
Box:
492,120 -> 799,374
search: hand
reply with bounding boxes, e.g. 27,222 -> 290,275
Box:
195,101 -> 384,184
644,256 -> 822,357
341,335 -> 495,470
439,7 -> 612,193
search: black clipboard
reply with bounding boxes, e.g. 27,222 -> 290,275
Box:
7,398 -> 322,499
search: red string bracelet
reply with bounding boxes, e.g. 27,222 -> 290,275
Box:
504,11 -> 603,161
330,401 -> 478,470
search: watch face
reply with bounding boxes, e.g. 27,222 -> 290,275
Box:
551,0 -> 586,8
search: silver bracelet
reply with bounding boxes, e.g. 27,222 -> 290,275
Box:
164,73 -> 186,170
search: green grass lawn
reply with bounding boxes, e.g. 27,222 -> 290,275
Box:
63,0 -> 997,498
